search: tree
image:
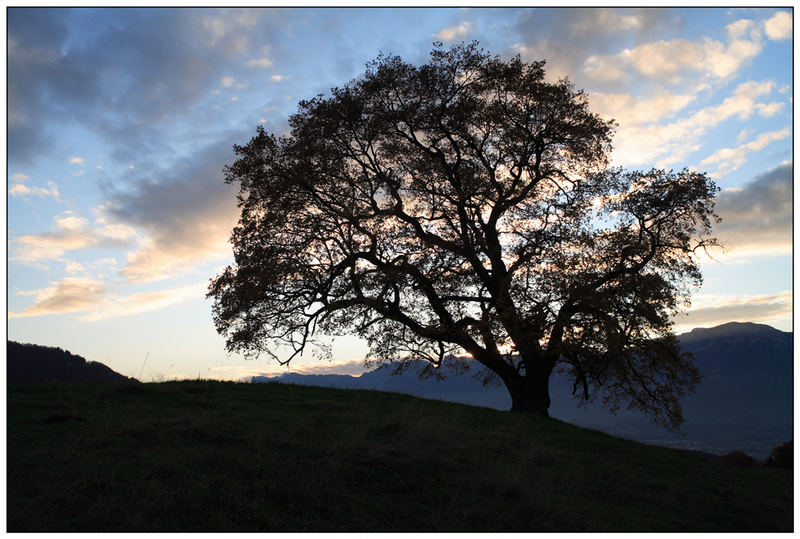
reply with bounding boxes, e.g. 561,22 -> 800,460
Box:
208,43 -> 718,429
766,441 -> 792,469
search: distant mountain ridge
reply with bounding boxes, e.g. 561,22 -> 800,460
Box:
7,341 -> 137,384
254,322 -> 793,460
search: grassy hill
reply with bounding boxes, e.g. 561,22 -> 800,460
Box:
7,380 -> 792,532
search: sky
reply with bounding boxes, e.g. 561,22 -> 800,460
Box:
6,7 -> 794,382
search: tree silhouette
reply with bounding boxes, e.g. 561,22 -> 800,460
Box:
209,43 -> 718,429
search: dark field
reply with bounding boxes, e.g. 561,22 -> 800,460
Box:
7,381 -> 793,532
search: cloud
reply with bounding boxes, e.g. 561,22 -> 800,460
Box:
64,260 -> 86,274
755,101 -> 785,117
624,39 -> 708,81
589,90 -> 695,126
10,277 -> 108,318
726,18 -> 755,40
198,8 -> 260,54
7,8 -> 72,163
244,43 -> 274,69
611,80 -> 776,167
79,282 -> 205,322
10,173 -> 30,181
56,213 -> 90,231
7,8 -> 285,165
525,9 -> 788,94
434,22 -> 472,41
92,216 -> 138,240
64,257 -> 118,278
220,76 -> 235,88
674,291 -> 792,331
11,210 -> 133,264
514,8 -> 683,86
69,156 -> 84,164
9,181 -> 61,200
9,277 -> 204,321
699,128 -> 790,177
764,10 -> 791,40
246,57 -> 272,68
736,128 -> 753,144
585,27 -> 763,85
712,162 -> 792,255
102,139 -> 240,282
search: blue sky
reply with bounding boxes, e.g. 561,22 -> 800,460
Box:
6,7 -> 793,381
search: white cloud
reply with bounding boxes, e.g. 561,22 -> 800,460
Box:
726,18 -> 755,40
699,128 -> 792,178
79,282 -> 205,322
69,156 -> 84,164
9,277 -> 108,318
9,181 -> 60,200
92,216 -> 137,240
434,22 -> 472,41
62,257 -> 118,278
624,39 -> 707,81
9,277 -> 203,322
736,128 -> 753,144
590,90 -> 695,126
221,76 -> 235,88
764,10 -> 792,40
55,212 -> 90,231
198,10 -> 259,54
10,173 -> 29,182
246,58 -> 272,68
611,80 -> 776,167
699,128 -> 790,177
514,8 -> 681,85
572,9 -> 642,33
64,260 -> 86,274
706,34 -> 762,79
11,210 -> 133,264
755,101 -> 785,117
585,25 -> 764,84
270,75 -> 284,82
13,231 -> 94,263
583,55 -> 629,82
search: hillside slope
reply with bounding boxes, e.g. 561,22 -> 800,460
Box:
7,381 -> 792,531
256,322 -> 793,459
7,341 -> 136,384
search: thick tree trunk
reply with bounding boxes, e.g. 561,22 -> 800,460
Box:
507,358 -> 554,417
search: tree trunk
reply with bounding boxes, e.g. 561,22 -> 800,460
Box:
507,361 -> 553,417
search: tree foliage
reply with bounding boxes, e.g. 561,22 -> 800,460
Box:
209,42 -> 719,429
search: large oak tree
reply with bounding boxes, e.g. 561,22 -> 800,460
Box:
209,43 -> 719,429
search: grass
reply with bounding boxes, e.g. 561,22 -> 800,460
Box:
7,380 -> 793,532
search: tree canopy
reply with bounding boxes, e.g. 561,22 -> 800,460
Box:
209,42 -> 719,429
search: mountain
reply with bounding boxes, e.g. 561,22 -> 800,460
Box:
7,341 -> 137,384
254,322 -> 793,460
